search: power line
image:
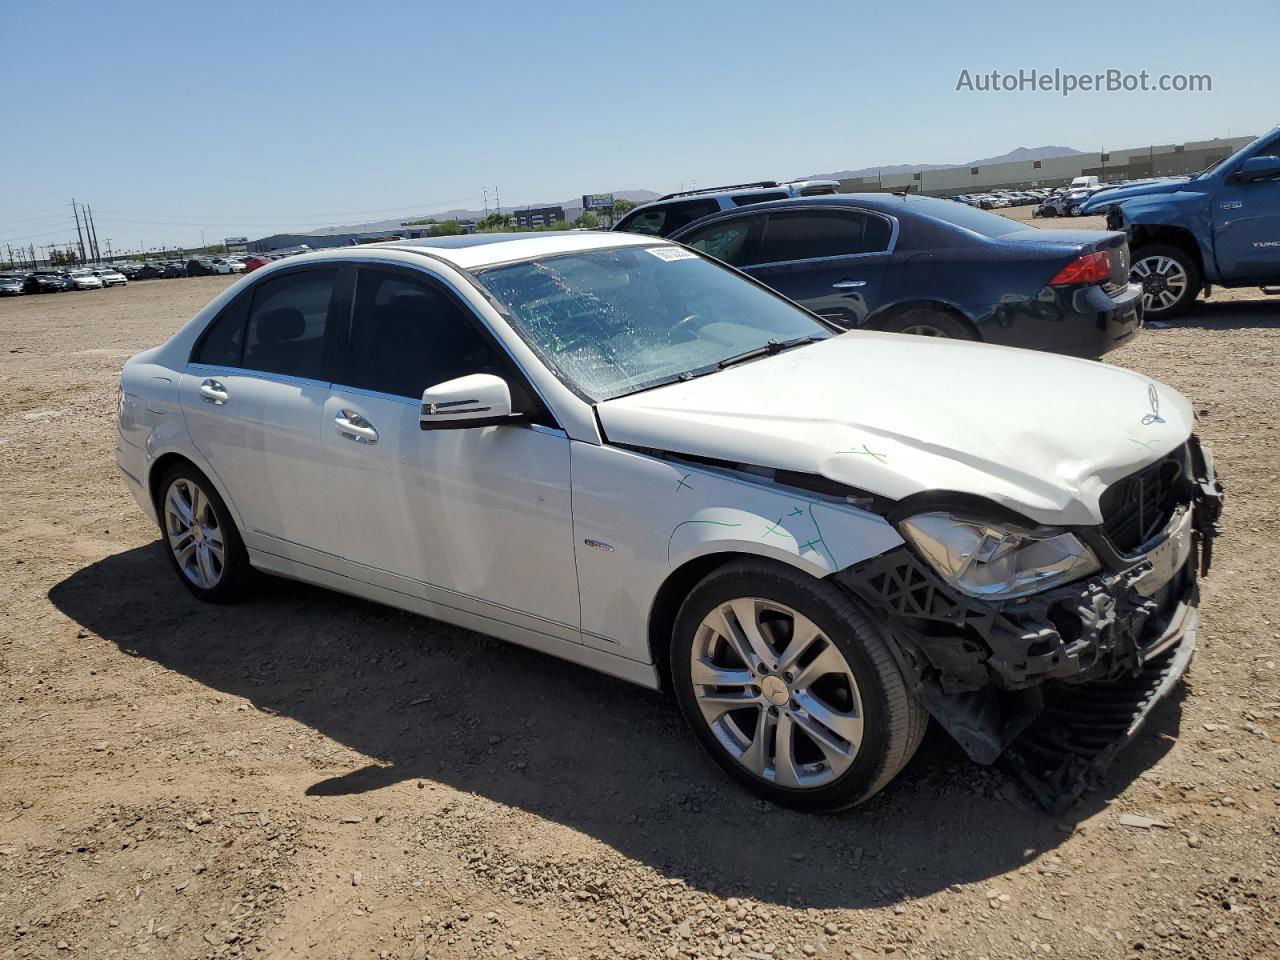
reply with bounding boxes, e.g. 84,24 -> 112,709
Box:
0,224 -> 76,244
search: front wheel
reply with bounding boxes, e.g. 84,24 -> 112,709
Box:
1131,244 -> 1201,318
671,559 -> 927,811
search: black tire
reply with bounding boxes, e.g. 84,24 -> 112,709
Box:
1041,207 -> 1057,217
156,462 -> 252,603
671,559 -> 927,811
1130,243 -> 1201,319
877,308 -> 976,341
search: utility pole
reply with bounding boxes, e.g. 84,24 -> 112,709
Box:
494,185 -> 500,215
483,189 -> 489,216
71,200 -> 87,263
87,205 -> 102,263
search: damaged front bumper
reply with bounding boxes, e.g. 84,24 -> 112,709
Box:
834,436 -> 1224,812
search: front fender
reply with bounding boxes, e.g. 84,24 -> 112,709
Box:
1104,192 -> 1220,282
570,442 -> 903,663
667,498 -> 901,577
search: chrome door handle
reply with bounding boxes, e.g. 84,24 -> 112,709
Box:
199,378 -> 229,404
832,280 -> 866,289
335,410 -> 378,444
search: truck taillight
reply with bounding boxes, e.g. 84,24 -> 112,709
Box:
1049,250 -> 1112,286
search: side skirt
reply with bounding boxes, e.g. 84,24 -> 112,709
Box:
248,548 -> 661,691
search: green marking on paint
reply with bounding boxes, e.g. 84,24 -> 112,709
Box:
806,503 -> 838,568
676,473 -> 693,492
1129,437 -> 1159,451
799,539 -> 822,552
789,506 -> 804,517
762,518 -> 788,539
841,444 -> 888,463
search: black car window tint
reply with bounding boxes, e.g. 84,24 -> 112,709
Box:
241,269 -> 338,380
345,270 -> 507,400
681,218 -> 756,266
192,294 -> 249,366
757,211 -> 868,262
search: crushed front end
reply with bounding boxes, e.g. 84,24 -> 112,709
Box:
834,436 -> 1224,813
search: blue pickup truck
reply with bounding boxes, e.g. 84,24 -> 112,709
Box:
1080,125 -> 1280,318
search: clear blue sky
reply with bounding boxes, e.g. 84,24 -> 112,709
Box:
2,0 -> 1275,255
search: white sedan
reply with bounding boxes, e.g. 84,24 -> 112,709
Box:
117,231 -> 1222,810
209,257 -> 246,274
65,269 -> 105,290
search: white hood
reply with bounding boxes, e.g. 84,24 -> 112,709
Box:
596,332 -> 1194,526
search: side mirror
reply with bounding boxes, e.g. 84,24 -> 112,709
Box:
1232,155 -> 1280,183
420,373 -> 524,431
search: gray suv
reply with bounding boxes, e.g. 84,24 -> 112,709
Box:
614,179 -> 840,237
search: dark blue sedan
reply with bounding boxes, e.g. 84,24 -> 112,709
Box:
657,194 -> 1143,358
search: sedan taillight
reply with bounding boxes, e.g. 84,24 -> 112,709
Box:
1049,250 -> 1112,286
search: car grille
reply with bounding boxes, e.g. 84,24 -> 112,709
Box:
1099,444 -> 1189,554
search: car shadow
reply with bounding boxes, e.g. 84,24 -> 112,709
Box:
1153,297 -> 1280,329
48,544 -> 1184,909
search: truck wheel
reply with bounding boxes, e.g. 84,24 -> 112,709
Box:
1131,244 -> 1200,318
671,559 -> 927,811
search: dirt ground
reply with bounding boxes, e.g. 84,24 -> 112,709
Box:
2,259 -> 1278,960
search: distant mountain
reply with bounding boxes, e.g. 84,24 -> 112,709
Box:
803,145 -> 1085,181
306,189 -> 662,236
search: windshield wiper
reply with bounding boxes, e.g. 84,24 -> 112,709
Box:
717,335 -> 824,369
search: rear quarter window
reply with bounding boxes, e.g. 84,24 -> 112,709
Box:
191,294 -> 249,366
906,196 -> 1020,238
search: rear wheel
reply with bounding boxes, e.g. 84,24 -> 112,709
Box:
158,463 -> 251,602
1131,244 -> 1200,318
878,309 -> 976,341
671,559 -> 926,811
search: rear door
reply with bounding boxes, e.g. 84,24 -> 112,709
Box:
180,266 -> 346,562
740,208 -> 894,327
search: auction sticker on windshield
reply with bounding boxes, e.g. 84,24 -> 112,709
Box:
646,246 -> 699,261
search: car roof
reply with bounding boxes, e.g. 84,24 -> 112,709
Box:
666,192 -> 951,223
334,230 -> 661,270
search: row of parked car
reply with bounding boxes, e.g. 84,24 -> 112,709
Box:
0,267 -> 130,295
949,188 -> 1056,209
0,253 -> 289,296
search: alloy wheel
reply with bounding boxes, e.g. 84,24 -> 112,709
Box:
1132,255 -> 1189,314
164,477 -> 225,589
899,323 -> 947,337
690,598 -> 864,789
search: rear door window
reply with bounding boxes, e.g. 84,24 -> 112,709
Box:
241,269 -> 339,380
678,216 -> 763,267
754,210 -> 878,263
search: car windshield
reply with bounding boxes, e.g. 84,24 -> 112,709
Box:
474,245 -> 832,401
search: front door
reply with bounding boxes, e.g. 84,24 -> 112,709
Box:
320,265 -> 580,642
1213,139 -> 1280,283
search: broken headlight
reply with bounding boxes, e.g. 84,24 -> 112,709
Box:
899,512 -> 1100,600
